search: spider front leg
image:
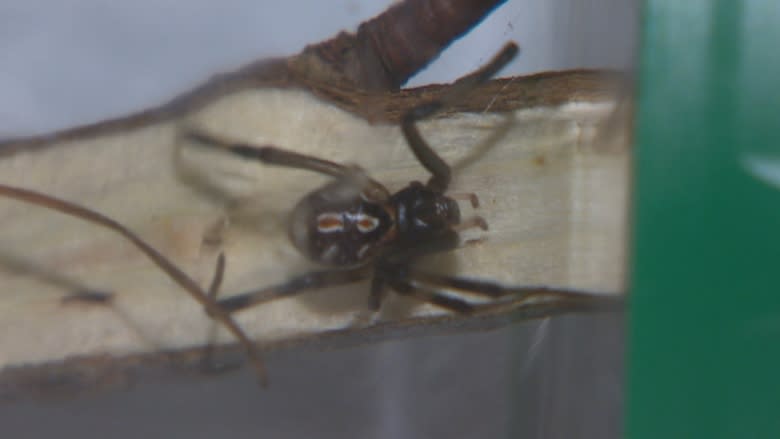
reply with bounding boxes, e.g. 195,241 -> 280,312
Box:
400,42 -> 519,192
182,129 -> 390,201
448,193 -> 488,234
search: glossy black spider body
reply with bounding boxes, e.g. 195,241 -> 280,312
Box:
287,177 -> 468,268
0,42 -> 617,387
184,42 -> 527,315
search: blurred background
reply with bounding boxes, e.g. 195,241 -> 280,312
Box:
0,1 -> 637,437
0,0 -> 637,135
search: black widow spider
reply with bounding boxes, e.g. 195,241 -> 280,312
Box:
183,42 -> 588,317
0,42 -> 616,387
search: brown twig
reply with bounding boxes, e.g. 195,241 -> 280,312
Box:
0,0 -> 513,152
0,184 -> 269,386
295,0 -> 509,90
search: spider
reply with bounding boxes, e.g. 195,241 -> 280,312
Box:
0,42 -> 616,387
182,42 -> 585,318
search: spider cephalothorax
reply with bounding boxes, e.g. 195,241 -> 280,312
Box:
287,177 -> 466,268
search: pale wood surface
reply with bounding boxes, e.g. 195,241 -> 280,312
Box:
0,85 -> 628,370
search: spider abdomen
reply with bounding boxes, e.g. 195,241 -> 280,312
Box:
288,188 -> 396,266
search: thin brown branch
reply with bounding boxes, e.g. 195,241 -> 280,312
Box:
0,184 -> 269,386
295,0 -> 509,90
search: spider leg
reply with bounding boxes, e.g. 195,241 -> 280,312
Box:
447,192 -> 480,208
61,290 -> 115,304
451,216 -> 488,232
373,229 -> 469,312
368,275 -> 388,312
201,253 -> 242,374
183,129 -> 350,178
400,42 -> 519,192
407,269 -> 617,309
446,42 -> 520,101
375,221 -> 608,313
408,269 -> 532,298
388,276 -> 475,314
389,268 -> 616,314
182,129 -> 390,200
218,267 -> 371,313
0,184 -> 269,385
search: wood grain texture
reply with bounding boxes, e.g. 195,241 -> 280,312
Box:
0,73 -> 629,397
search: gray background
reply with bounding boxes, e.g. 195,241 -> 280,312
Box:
0,0 -> 637,135
0,1 -> 637,438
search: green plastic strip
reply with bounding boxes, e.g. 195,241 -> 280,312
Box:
629,1 -> 780,437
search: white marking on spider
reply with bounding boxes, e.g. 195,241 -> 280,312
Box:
316,212 -> 344,233
321,243 -> 341,263
357,243 -> 372,260
355,213 -> 379,233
